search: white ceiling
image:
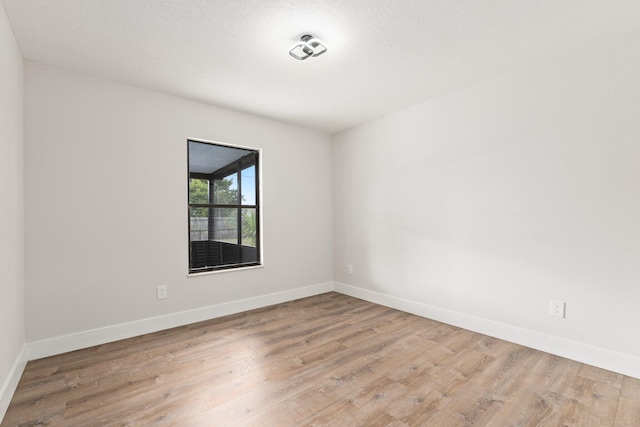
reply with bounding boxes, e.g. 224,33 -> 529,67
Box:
3,1 -> 640,134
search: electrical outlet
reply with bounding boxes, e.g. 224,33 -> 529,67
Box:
347,265 -> 353,275
157,285 -> 168,300
550,300 -> 565,318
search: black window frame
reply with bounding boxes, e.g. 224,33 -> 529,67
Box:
187,139 -> 261,274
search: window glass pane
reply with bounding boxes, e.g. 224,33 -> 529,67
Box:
241,166 -> 256,205
241,208 -> 257,247
213,208 -> 238,244
189,207 -> 209,241
189,179 -> 209,204
213,174 -> 238,205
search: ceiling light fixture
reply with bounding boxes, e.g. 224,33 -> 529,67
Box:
289,34 -> 327,60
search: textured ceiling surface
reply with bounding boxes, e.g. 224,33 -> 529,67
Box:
3,0 -> 640,134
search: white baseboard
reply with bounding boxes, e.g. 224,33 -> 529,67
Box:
334,282 -> 640,380
0,344 -> 27,422
27,282 -> 334,361
23,281 -> 640,380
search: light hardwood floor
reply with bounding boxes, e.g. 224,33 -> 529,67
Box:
2,292 -> 640,426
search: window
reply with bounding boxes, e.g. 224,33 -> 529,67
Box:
188,140 -> 260,273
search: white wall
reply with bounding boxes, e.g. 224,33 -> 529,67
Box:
333,28 -> 640,375
0,1 -> 25,417
24,62 -> 333,345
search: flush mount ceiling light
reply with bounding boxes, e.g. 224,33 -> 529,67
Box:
289,34 -> 327,60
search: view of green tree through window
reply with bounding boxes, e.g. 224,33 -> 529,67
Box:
188,140 -> 260,273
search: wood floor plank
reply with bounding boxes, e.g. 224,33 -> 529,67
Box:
614,376 -> 640,427
2,292 -> 639,427
477,353 -> 577,426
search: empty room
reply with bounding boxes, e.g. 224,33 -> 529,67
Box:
1,1 -> 640,425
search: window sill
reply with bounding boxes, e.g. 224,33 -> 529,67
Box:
187,263 -> 264,277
